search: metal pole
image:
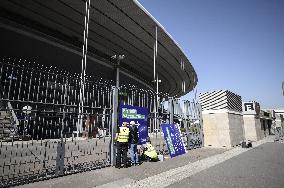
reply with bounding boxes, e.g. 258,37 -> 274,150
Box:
116,59 -> 120,88
111,86 -> 118,166
153,26 -> 157,81
78,0 -> 91,136
197,103 -> 204,147
156,74 -> 159,131
61,80 -> 68,140
169,97 -> 173,124
153,44 -> 156,82
154,93 -> 156,132
153,26 -> 158,132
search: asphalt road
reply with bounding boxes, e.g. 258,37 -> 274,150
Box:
169,142 -> 284,188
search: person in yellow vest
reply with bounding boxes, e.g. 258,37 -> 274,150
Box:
115,122 -> 130,168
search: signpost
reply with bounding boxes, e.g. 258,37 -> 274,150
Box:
161,124 -> 187,158
119,104 -> 148,144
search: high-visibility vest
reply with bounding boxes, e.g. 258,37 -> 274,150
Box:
117,127 -> 130,143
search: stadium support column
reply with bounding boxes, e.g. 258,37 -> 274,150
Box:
156,75 -> 161,130
110,54 -> 124,166
153,26 -> 158,131
169,97 -> 174,124
111,86 -> 118,166
78,0 -> 91,137
153,26 -> 157,82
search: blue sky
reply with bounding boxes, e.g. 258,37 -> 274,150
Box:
138,0 -> 284,109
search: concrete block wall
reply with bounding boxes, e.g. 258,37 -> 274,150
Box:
203,113 -> 230,147
255,117 -> 264,140
228,113 -> 244,146
243,115 -> 263,141
203,111 -> 244,148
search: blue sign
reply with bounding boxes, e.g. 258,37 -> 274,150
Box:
161,124 -> 187,158
119,104 -> 148,144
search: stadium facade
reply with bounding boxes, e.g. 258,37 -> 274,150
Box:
0,0 -> 198,139
0,0 -> 197,96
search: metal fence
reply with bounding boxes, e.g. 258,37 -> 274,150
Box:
0,58 -> 203,187
119,85 -> 204,154
155,98 -> 203,152
0,58 -> 112,187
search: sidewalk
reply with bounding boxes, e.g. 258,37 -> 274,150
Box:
16,136 -> 274,188
16,147 -> 226,188
123,136 -> 274,188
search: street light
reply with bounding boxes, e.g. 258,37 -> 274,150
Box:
110,54 -> 125,167
111,54 -> 125,88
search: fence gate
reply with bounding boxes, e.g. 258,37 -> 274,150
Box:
119,86 -> 204,155
0,58 -> 112,187
151,98 -> 204,153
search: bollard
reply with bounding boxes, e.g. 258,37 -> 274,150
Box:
241,141 -> 247,148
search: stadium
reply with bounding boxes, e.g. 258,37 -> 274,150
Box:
0,1 -> 201,186
0,0 -> 197,95
0,0 -> 198,138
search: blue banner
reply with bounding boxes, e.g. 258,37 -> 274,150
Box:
161,124 -> 186,158
119,104 -> 148,144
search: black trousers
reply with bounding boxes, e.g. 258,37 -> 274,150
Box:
116,142 -> 128,167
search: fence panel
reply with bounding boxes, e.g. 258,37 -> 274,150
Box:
0,58 -> 112,187
119,86 -> 204,154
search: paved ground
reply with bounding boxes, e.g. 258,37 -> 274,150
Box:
16,136 -> 283,188
169,142 -> 284,188
16,147 -> 226,188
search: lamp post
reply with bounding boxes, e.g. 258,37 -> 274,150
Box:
111,54 -> 125,88
110,54 -> 125,166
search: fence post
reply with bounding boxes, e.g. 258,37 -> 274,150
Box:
56,141 -> 65,176
197,103 -> 204,147
111,86 -> 118,166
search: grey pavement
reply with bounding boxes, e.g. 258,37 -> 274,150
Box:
15,136 -> 283,188
16,147 -> 226,188
170,142 -> 284,188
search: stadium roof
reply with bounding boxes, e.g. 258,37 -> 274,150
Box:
0,0 -> 197,97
